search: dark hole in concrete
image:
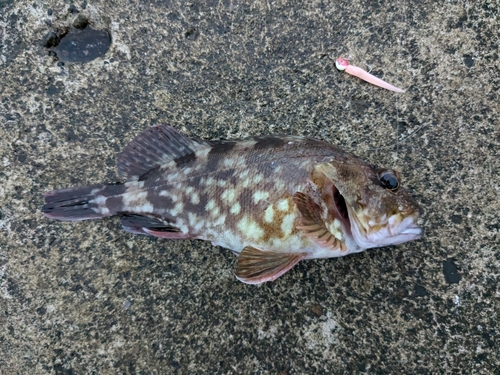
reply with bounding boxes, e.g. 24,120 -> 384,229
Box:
185,27 -> 200,41
463,54 -> 475,68
443,258 -> 461,284
41,31 -> 59,48
414,284 -> 429,297
72,14 -> 89,29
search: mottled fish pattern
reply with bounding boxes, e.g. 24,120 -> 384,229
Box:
42,125 -> 423,284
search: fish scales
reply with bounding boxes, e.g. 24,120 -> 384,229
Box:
120,136 -> 344,250
42,125 -> 423,284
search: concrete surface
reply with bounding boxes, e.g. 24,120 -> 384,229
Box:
1,0 -> 498,373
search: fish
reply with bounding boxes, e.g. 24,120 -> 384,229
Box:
41,125 -> 423,284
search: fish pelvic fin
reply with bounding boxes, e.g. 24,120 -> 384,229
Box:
235,246 -> 306,284
293,192 -> 347,251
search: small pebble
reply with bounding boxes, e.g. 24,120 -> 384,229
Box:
68,4 -> 79,13
311,304 -> 323,317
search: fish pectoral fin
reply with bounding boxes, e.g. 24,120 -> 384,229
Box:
293,192 -> 347,251
235,246 -> 306,284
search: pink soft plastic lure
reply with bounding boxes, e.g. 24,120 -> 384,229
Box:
335,58 -> 405,93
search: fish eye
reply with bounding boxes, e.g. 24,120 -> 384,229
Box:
379,171 -> 399,191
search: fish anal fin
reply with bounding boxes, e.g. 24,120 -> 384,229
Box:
120,213 -> 190,239
117,125 -> 208,180
293,192 -> 347,252
235,246 -> 306,284
143,228 -> 191,240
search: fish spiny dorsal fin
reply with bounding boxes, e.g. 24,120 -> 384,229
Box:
235,246 -> 306,284
117,125 -> 208,180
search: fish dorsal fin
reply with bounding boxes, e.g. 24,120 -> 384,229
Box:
293,192 -> 347,251
235,246 -> 306,284
117,125 -> 207,180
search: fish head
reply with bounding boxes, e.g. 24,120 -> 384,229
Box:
317,161 -> 423,250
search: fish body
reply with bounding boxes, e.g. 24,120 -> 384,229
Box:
42,125 -> 423,284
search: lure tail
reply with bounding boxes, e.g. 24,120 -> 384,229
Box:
346,65 -> 405,93
42,183 -> 125,221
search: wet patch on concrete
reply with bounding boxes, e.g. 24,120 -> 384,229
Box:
40,9 -> 111,64
48,26 -> 111,63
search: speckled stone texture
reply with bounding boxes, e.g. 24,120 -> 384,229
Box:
1,0 -> 498,374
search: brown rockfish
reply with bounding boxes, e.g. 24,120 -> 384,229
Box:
42,125 -> 423,284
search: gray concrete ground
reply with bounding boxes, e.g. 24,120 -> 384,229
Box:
1,0 -> 499,373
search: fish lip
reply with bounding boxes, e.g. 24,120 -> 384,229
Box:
399,223 -> 424,238
394,215 -> 424,238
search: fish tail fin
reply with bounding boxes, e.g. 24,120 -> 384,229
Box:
42,183 -> 125,221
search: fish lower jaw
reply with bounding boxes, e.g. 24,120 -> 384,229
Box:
350,216 -> 423,249
390,224 -> 424,244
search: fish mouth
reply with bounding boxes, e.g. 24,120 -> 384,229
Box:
389,216 -> 424,242
348,207 -> 423,249
382,219 -> 423,246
